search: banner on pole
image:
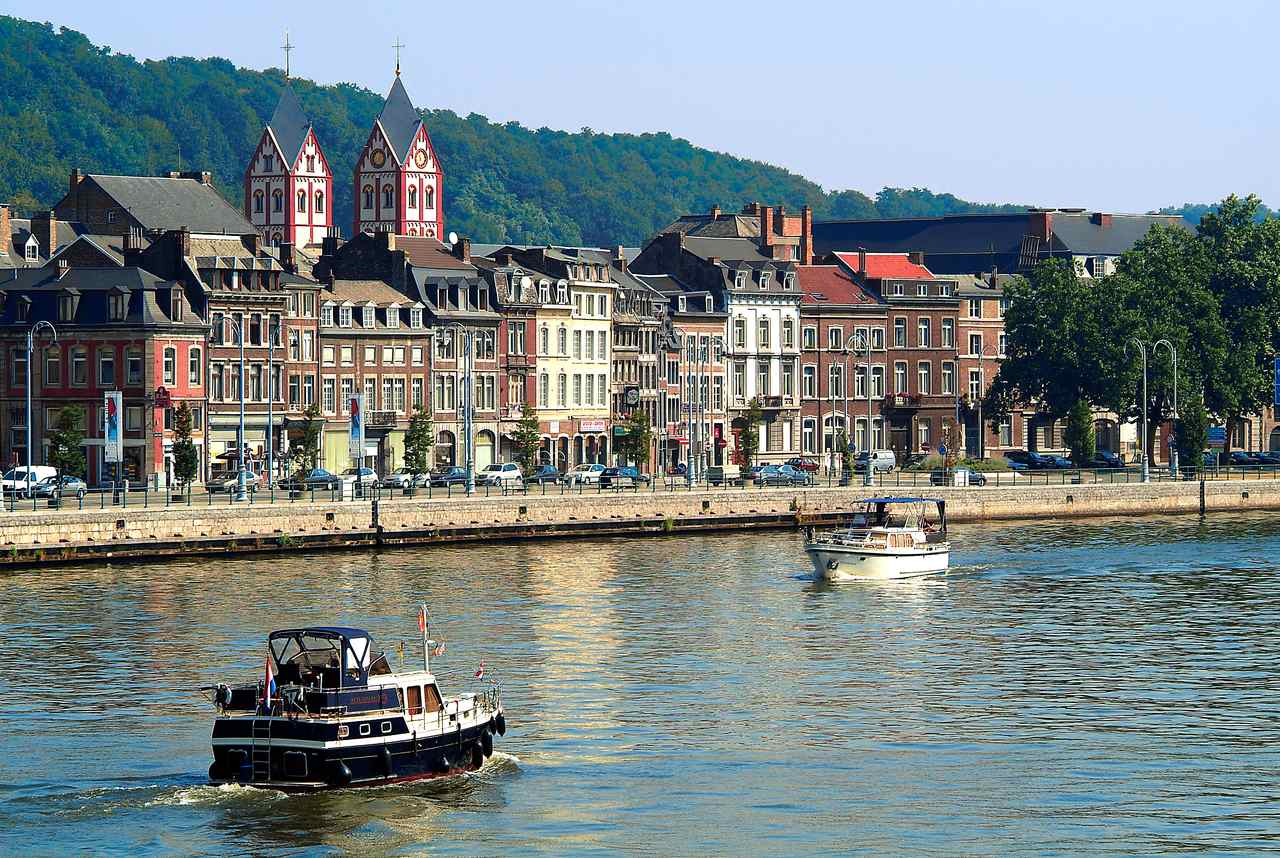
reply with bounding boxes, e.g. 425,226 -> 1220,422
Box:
348,394 -> 364,460
103,391 -> 123,463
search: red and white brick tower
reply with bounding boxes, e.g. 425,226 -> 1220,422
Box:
244,83 -> 333,248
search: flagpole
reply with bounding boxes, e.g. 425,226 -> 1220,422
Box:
422,603 -> 429,674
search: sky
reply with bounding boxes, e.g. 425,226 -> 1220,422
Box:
4,0 -> 1276,212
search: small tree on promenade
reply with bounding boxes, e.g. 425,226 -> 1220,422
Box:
172,401 -> 199,489
1063,399 -> 1096,465
512,403 -> 543,476
403,406 -> 433,476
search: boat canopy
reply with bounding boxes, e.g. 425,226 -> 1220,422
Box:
853,497 -> 947,531
268,627 -> 374,689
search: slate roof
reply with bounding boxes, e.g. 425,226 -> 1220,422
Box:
473,243 -> 641,263
87,174 -> 255,235
0,266 -> 202,328
268,85 -> 311,165
832,251 -> 935,280
797,265 -> 879,305
377,77 -> 423,165
682,235 -> 773,264
662,214 -> 761,239
397,236 -> 473,270
324,279 -> 417,306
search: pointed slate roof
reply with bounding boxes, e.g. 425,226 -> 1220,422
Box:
376,77 -> 423,165
268,85 -> 311,165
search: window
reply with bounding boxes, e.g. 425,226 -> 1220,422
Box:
303,375 -> 315,406
802,365 -> 816,398
99,350 -> 116,387
558,326 -> 567,355
362,306 -> 375,328
71,348 -> 87,386
315,191 -> 324,214
249,314 -> 263,346
125,406 -> 142,432
573,330 -> 582,359
273,190 -> 283,213
871,365 -> 885,398
871,328 -> 885,351
968,298 -> 982,318
288,374 -> 299,408
338,305 -> 352,327
941,318 -> 954,348
890,282 -> 903,296
918,421 -> 930,450
757,361 -> 770,396
363,185 -> 373,209
408,187 -> 417,208
264,155 -> 274,172
412,377 -> 424,410
297,190 -> 307,213
918,362 -> 931,395
303,332 -> 314,362
760,272 -> 771,289
363,378 -> 375,410
126,349 -> 142,385
576,374 -> 585,406
758,318 -> 770,349
828,327 -> 843,350
999,416 -> 1013,446
893,361 -> 907,394
539,373 -> 549,407
211,364 -> 224,401
998,334 -> 1007,357
269,315 -> 282,346
539,325 -> 549,355
705,296 -> 714,312
917,283 -> 929,297
941,361 -> 954,395
386,307 -> 399,329
508,323 -> 525,356
802,326 -> 817,350
426,187 -> 434,208
969,369 -> 982,400
733,362 -> 746,401
410,346 -> 422,366
163,347 -> 176,385
322,346 -> 335,367
59,294 -> 75,321
939,282 -> 953,297
108,292 -> 126,321
734,318 -> 747,349
969,333 -> 983,356
557,373 -> 567,407
893,318 -> 906,348
781,360 -> 794,399
802,418 -> 817,454
854,365 -> 867,398
253,191 -> 263,213
998,297 -> 1009,318
288,329 -> 300,361
713,376 -> 723,410
829,364 -> 843,399
211,312 -> 224,345
917,318 -> 930,348
9,350 -> 24,387
383,185 -> 394,207
44,349 -> 61,387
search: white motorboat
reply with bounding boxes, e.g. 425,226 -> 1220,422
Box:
805,497 -> 950,581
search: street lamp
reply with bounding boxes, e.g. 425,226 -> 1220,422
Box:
1154,339 -> 1178,479
973,344 -> 1001,461
845,330 -> 873,487
438,324 -> 475,495
266,316 -> 278,488
26,321 -> 56,501
221,315 -> 249,501
1125,338 -> 1150,484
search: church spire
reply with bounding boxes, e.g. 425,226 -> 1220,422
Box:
393,38 -> 404,77
282,30 -> 294,80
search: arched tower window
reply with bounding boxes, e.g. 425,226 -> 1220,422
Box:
297,190 -> 307,213
408,187 -> 417,208
315,191 -> 325,214
362,185 -> 374,209
425,187 -> 435,209
253,190 -> 263,213
272,190 -> 283,213
383,185 -> 394,208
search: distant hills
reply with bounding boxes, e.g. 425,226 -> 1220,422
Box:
0,16 -> 1250,245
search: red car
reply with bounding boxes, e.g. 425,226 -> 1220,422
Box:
785,457 -> 820,473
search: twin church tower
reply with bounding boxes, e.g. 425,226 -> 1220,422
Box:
243,50 -> 444,247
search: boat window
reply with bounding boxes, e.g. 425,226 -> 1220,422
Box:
369,652 -> 391,675
407,685 -> 423,716
424,684 -> 443,713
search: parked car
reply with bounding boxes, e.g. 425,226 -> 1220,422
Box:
1,465 -> 58,496
563,463 -> 606,486
929,467 -> 988,487
429,466 -> 469,488
209,471 -> 261,493
1044,455 -> 1075,469
704,465 -> 741,486
666,463 -> 688,477
341,468 -> 379,494
280,468 -> 341,491
30,474 -> 88,499
785,457 -> 820,473
1254,451 -> 1280,466
381,467 -> 427,489
600,466 -> 650,488
853,450 -> 897,474
477,462 -> 525,489
901,452 -> 928,470
527,464 -> 562,485
754,464 -> 813,486
1005,450 -> 1059,470
1229,451 -> 1263,467
1086,451 -> 1123,469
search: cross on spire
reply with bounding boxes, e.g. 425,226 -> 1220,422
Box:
393,38 -> 405,76
282,30 -> 293,79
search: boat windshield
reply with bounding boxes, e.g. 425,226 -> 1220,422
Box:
269,630 -> 373,688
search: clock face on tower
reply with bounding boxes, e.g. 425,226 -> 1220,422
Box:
371,149 -> 386,168
414,150 -> 427,168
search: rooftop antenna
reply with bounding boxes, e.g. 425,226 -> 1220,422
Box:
393,38 -> 405,77
177,143 -> 182,172
282,30 -> 294,80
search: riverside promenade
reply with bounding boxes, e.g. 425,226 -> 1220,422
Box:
0,476 -> 1276,567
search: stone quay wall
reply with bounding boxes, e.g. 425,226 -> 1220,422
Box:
0,479 -> 1276,567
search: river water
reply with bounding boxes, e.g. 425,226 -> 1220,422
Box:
2,513 -> 1280,856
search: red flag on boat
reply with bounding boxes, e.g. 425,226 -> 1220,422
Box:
262,654 -> 276,709
418,606 -> 426,633
474,661 -> 485,679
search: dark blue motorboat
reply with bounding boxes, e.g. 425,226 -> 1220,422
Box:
207,611 -> 506,791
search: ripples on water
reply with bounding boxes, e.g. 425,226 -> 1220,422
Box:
3,513 -> 1280,855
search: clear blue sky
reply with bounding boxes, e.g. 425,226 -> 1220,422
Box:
5,0 -> 1275,212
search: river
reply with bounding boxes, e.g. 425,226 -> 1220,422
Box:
2,512 -> 1279,856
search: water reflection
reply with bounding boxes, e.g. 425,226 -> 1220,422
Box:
3,513 -> 1280,855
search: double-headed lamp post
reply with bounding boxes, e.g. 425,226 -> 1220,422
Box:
1153,339 -> 1178,479
973,344 -> 1001,460
26,321 -> 57,499
1126,338 -> 1151,484
221,315 -> 248,501
439,324 -> 475,496
844,329 -> 873,487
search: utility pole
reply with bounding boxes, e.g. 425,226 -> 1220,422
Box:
1126,338 -> 1150,484
25,321 -> 57,501
1154,339 -> 1178,479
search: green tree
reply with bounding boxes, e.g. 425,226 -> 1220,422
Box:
615,408 -> 654,469
1063,399 -> 1096,465
291,403 -> 322,475
402,406 -> 433,476
511,403 -> 542,476
46,405 -> 86,478
172,401 -> 199,488
734,398 -> 763,471
1175,395 -> 1210,469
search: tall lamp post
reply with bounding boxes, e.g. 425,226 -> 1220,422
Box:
1154,339 -> 1178,479
439,324 -> 475,495
266,317 -> 278,487
26,321 -> 57,501
1126,338 -> 1150,484
845,330 -> 873,486
222,315 -> 249,501
973,344 -> 1001,460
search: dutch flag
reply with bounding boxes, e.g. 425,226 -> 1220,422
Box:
262,655 -> 276,710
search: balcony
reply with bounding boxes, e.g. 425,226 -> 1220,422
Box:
889,393 -> 920,409
367,410 -> 398,428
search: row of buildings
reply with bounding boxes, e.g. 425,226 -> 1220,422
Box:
0,71 -> 1251,485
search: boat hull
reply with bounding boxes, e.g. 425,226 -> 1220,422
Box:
806,543 -> 949,581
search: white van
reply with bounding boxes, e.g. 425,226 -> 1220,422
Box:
855,450 -> 897,474
1,465 -> 59,497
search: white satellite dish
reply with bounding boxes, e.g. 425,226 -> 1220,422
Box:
448,231 -> 458,247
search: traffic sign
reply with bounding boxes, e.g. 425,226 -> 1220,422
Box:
1208,425 -> 1226,448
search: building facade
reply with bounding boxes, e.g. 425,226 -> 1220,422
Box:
244,85 -> 333,248
353,76 -> 444,239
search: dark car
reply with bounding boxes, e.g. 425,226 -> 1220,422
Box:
901,452 -> 928,470
600,466 -> 650,488
929,467 -> 987,487
527,464 -> 562,485
1007,451 -> 1058,470
785,457 -> 820,473
1230,451 -> 1263,467
1086,451 -> 1123,469
1254,451 -> 1280,466
280,468 -> 340,491
430,466 -> 469,487
1044,455 -> 1075,469
754,464 -> 813,486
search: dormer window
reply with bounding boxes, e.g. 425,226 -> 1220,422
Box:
107,210 -> 117,224
17,296 -> 30,322
321,304 -> 334,327
25,240 -> 37,262
59,293 -> 77,322
386,307 -> 400,328
171,290 -> 183,321
108,291 -> 126,321
556,284 -> 568,304
783,273 -> 795,290
338,305 -> 353,327
410,308 -> 423,329
917,283 -> 929,297
678,296 -> 687,312
735,271 -> 746,289
760,272 -> 771,289
891,283 -> 904,297
539,282 -> 550,303
939,282 -> 953,297
705,296 -> 713,312
362,306 -> 375,327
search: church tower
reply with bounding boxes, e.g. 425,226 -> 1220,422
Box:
353,68 -> 444,238
244,38 -> 333,247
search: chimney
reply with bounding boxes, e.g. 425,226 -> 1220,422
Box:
322,232 -> 344,258
857,248 -> 867,274
706,256 -> 721,267
742,202 -> 762,216
800,205 -> 813,265
245,233 -> 259,255
908,251 -> 925,266
760,205 -> 774,247
1028,210 -> 1053,242
499,252 -> 514,267
0,205 -> 9,257
326,272 -> 336,292
710,205 -> 721,219
31,210 -> 56,259
56,258 -> 69,279
614,245 -> 628,273
453,236 -> 471,263
176,226 -> 191,258
279,241 -> 296,273
1091,212 -> 1113,228
69,168 -> 83,196
379,230 -> 396,251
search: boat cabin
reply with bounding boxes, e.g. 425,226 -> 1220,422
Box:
847,497 -> 947,537
270,627 -> 390,690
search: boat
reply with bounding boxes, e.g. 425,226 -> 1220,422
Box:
205,608 -> 505,791
805,497 -> 950,581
